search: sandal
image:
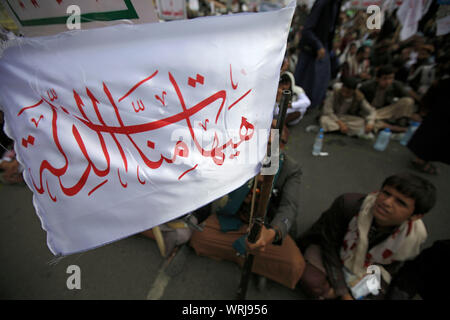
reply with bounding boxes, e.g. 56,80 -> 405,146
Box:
411,160 -> 438,175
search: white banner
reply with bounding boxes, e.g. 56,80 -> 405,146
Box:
437,14 -> 450,36
349,0 -> 403,9
349,0 -> 382,9
397,0 -> 429,41
157,0 -> 187,20
3,0 -> 158,37
0,2 -> 295,256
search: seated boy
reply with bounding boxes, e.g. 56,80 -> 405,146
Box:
297,173 -> 436,300
359,65 -> 417,132
273,71 -> 311,126
319,77 -> 376,138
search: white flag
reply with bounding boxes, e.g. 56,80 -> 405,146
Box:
397,0 -> 424,41
0,3 -> 295,255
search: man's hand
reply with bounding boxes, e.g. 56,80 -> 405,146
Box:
360,72 -> 371,80
317,47 -> 326,60
365,123 -> 374,133
341,293 -> 354,300
338,121 -> 349,134
246,226 -> 276,252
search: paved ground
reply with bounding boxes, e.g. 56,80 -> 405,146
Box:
1,107 -> 449,300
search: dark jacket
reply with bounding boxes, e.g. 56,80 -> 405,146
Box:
269,153 -> 302,240
359,79 -> 410,109
407,78 -> 450,164
243,153 -> 303,242
194,154 -> 302,242
299,0 -> 341,54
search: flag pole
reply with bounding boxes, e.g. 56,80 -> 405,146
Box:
152,226 -> 166,257
235,89 -> 291,300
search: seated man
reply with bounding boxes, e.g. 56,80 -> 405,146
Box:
406,43 -> 435,98
320,77 -> 376,138
274,71 -> 311,126
0,157 -> 24,185
297,173 -> 436,300
0,111 -> 24,185
341,45 -> 371,82
359,65 -> 417,132
141,214 -> 197,257
189,125 -> 305,289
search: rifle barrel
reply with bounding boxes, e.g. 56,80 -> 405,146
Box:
235,90 -> 291,300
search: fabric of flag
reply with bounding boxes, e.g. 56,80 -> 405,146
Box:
397,0 -> 429,41
3,0 -> 159,37
0,2 -> 295,255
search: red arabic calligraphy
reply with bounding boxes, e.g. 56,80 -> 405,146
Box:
47,88 -> 57,101
31,115 -> 43,127
230,64 -> 238,90
155,91 -> 167,106
188,74 -> 204,88
18,68 -> 254,202
199,119 -> 209,131
22,135 -> 35,148
132,100 -> 145,113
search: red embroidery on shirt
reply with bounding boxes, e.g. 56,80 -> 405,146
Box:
343,239 -> 348,250
406,220 -> 413,236
382,249 -> 393,259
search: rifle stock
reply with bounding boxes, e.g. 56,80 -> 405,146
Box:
236,90 -> 291,300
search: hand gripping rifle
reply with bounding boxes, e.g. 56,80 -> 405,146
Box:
236,89 -> 291,300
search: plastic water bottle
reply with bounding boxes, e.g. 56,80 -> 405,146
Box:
373,128 -> 391,151
400,121 -> 420,146
312,131 -> 324,156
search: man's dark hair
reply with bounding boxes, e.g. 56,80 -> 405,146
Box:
377,65 -> 395,78
356,45 -> 368,56
279,73 -> 291,86
341,77 -> 358,90
381,173 -> 436,215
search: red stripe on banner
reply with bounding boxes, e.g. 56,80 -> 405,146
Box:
178,164 -> 198,180
88,180 -> 108,196
136,166 -> 146,185
162,11 -> 184,16
17,99 -> 43,116
228,89 -> 252,111
76,88 -> 226,134
118,70 -> 159,102
103,83 -> 129,172
118,168 -> 128,188
230,64 -> 238,90
46,180 -> 57,202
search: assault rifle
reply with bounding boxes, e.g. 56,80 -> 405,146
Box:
236,89 -> 291,300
